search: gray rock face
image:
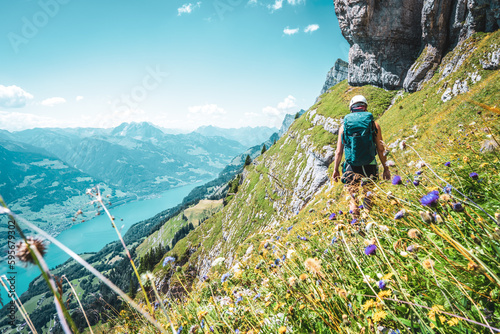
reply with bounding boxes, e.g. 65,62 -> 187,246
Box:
320,59 -> 349,95
334,0 -> 500,92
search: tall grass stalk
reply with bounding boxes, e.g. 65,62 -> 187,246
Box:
62,275 -> 94,334
0,275 -> 38,334
0,201 -> 167,333
146,274 -> 176,334
93,187 -> 154,315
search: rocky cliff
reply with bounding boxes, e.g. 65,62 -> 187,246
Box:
334,0 -> 500,91
319,59 -> 349,96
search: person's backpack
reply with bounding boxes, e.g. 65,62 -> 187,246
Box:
342,111 -> 377,166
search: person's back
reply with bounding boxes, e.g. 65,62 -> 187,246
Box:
333,95 -> 391,216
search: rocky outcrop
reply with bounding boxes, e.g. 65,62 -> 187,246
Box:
319,59 -> 349,95
334,0 -> 500,92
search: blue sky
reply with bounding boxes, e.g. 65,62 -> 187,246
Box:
0,0 -> 349,131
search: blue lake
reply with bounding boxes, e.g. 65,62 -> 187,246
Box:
0,181 -> 206,301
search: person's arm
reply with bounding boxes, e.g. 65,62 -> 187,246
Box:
333,125 -> 344,182
374,122 -> 391,180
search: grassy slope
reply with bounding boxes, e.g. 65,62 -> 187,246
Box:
119,31 -> 500,334
136,200 -> 223,257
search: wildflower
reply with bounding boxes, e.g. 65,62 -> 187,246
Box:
286,249 -> 295,259
385,160 -> 395,167
419,211 -> 435,224
467,261 -> 480,271
365,244 -> 377,256
407,245 -> 416,252
413,180 -> 420,186
444,161 -> 451,167
428,305 -> 444,321
372,310 -> 387,322
434,213 -> 443,224
447,318 -> 460,326
197,310 -> 208,320
392,175 -> 402,185
440,194 -> 451,201
379,225 -> 390,232
331,237 -> 337,245
481,139 -> 499,152
469,172 -> 479,180
16,237 -> 47,264
163,256 -> 176,267
378,290 -> 391,299
443,184 -> 452,194
328,213 -> 336,220
299,273 -> 308,280
253,293 -> 261,300
463,156 -> 469,163
278,327 -> 287,334
177,326 -> 183,334
400,251 -> 408,257
338,289 -> 347,299
422,259 -> 435,270
274,258 -> 280,266
221,273 -> 231,283
287,226 -> 293,232
362,299 -> 376,312
416,170 -> 423,175
408,229 -> 421,239
394,210 -> 405,219
421,190 -> 439,206
350,218 -> 358,225
299,304 -> 306,310
452,203 -> 464,212
339,210 -> 343,215
378,280 -> 386,289
304,258 -> 324,277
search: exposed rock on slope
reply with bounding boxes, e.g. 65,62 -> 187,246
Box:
334,0 -> 500,91
319,59 -> 349,96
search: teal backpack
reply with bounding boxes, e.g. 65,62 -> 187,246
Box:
342,112 -> 377,166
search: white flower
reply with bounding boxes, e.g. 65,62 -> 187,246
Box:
378,225 -> 390,232
377,273 -> 383,279
416,160 -> 426,168
400,251 -> 408,257
385,160 -> 396,167
211,257 -> 225,267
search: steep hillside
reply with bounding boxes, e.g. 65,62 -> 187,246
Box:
136,31 -> 500,333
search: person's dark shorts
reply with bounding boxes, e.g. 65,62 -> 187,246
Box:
341,163 -> 378,185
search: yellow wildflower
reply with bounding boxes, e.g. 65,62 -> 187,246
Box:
265,301 -> 272,307
362,299 -> 376,312
278,326 -> 287,334
197,310 -> 208,320
428,305 -> 444,321
299,304 -> 306,310
463,156 -> 469,163
299,273 -> 308,280
377,290 -> 392,299
479,163 -> 489,168
447,318 -> 460,326
372,311 -> 387,322
422,258 -> 435,270
382,273 -> 393,280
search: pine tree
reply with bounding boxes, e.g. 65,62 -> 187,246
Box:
295,112 -> 300,119
261,144 -> 267,154
245,155 -> 251,166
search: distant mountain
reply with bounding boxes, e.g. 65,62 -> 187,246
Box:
194,125 -> 278,148
278,109 -> 306,137
0,139 -> 124,242
8,123 -> 246,196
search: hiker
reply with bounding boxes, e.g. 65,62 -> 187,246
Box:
332,95 -> 391,217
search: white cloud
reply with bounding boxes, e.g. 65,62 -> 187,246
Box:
188,104 -> 226,115
277,95 -> 297,110
40,97 -> 66,107
76,96 -> 84,102
268,0 -> 283,11
304,24 -> 319,33
248,0 -> 258,4
286,0 -> 305,5
178,2 -> 201,15
283,27 -> 299,35
0,85 -> 34,108
261,95 -> 299,127
0,111 -> 66,131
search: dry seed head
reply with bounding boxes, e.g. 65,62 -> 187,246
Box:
468,261 -> 480,271
16,237 -> 46,264
408,229 -> 421,239
422,258 -> 435,270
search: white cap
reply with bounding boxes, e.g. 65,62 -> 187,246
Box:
349,95 -> 368,109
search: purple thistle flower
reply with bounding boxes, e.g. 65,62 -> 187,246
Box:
416,171 -> 423,175
210,327 -> 214,332
392,175 -> 402,185
413,180 -> 420,186
287,226 -> 293,231
444,161 -> 451,167
365,244 -> 377,256
420,190 -> 439,207
378,280 -> 386,290
328,213 -> 336,220
339,210 -> 343,215
349,210 -> 353,214
469,172 -> 479,180
452,202 -> 464,212
163,256 -> 175,267
394,210 -> 405,220
359,205 -> 364,209
274,258 -> 280,266
350,218 -> 358,225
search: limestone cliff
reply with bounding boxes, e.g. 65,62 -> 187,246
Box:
319,59 -> 349,96
334,0 -> 500,91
